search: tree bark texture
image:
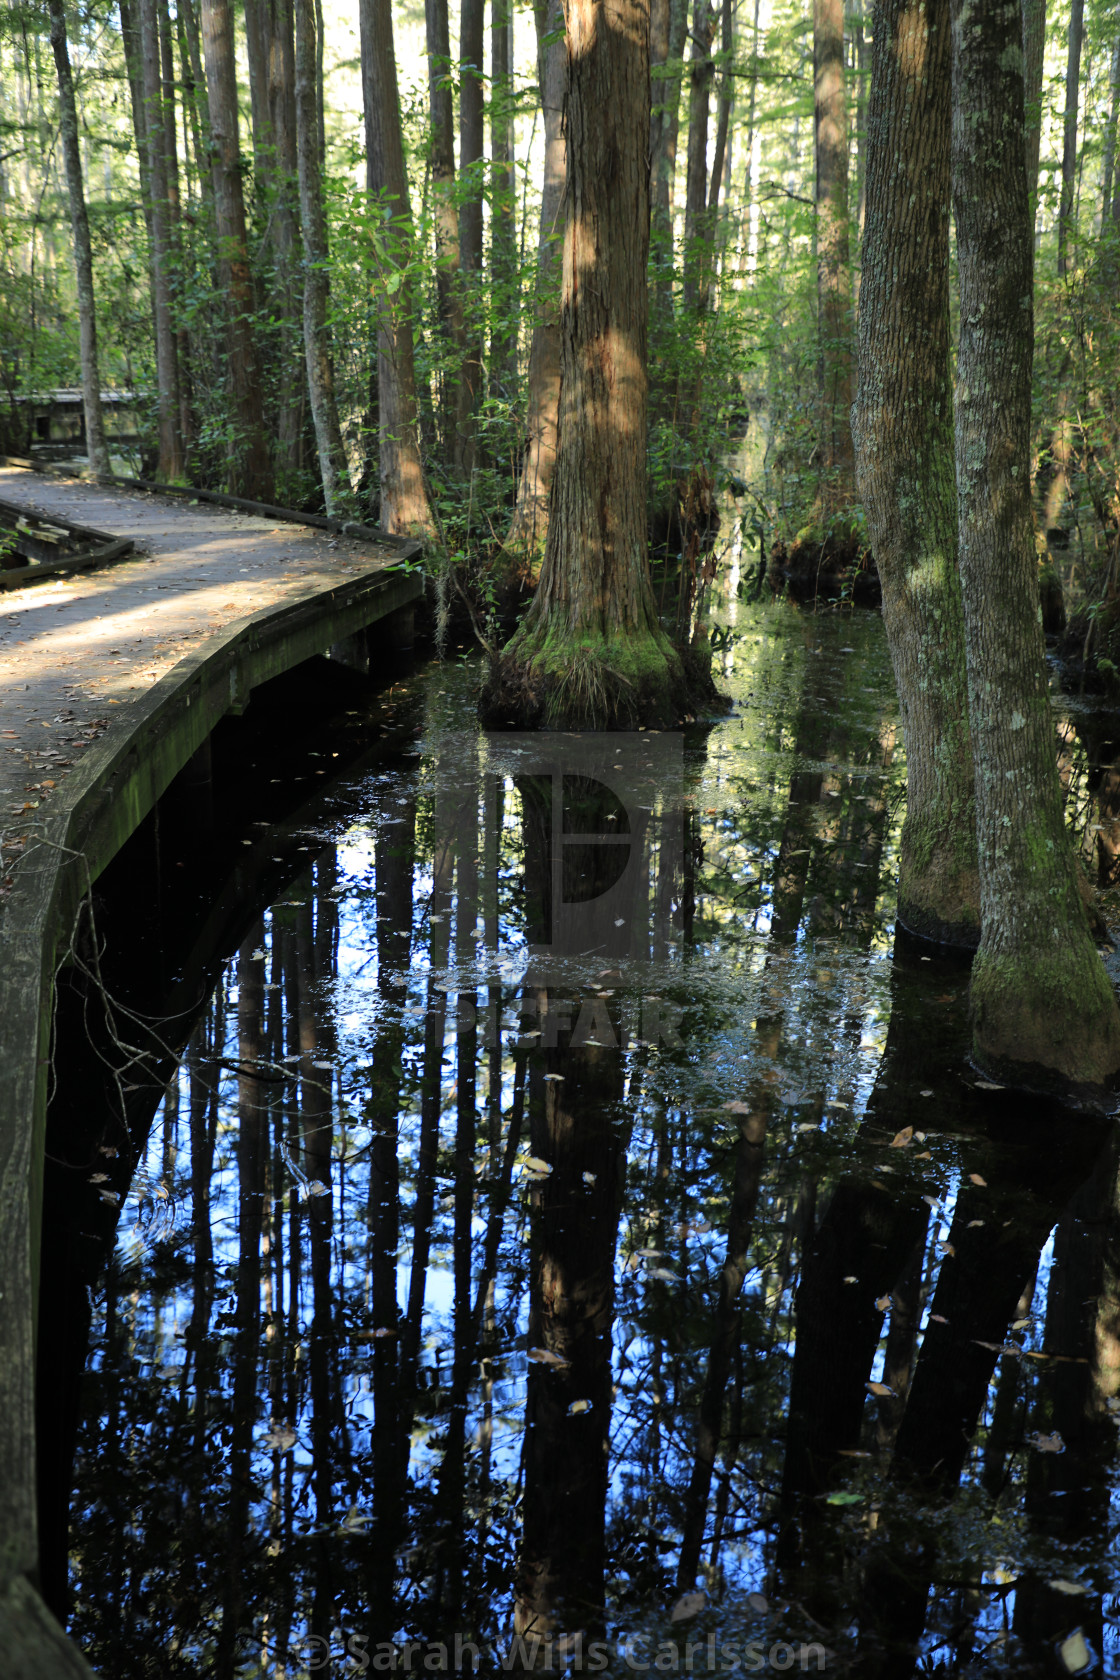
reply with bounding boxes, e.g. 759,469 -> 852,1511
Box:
813,0 -> 855,510
199,0 -> 273,499
359,0 -> 434,534
682,0 -> 715,312
139,0 -> 184,478
158,0 -> 193,462
425,0 -> 467,454
1058,0 -> 1084,277
951,0 -> 1120,1098
650,0 -> 689,320
490,0 -> 517,398
457,0 -> 486,472
46,0 -> 110,478
1022,0 -> 1046,206
294,0 -> 349,512
505,0 -> 566,561
852,0 -> 980,946
491,0 -> 686,728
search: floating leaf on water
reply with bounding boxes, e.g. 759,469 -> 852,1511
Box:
890,1127 -> 914,1148
1029,1431 -> 1065,1454
1059,1629 -> 1092,1674
866,1380 -> 895,1398
1050,1580 -> 1091,1597
614,918 -> 626,927
922,1195 -> 941,1210
567,1398 -> 592,1416
827,1100 -> 851,1110
670,1592 -> 706,1623
920,1089 -> 933,1097
582,1172 -> 597,1186
723,1100 -> 751,1114
543,1073 -> 565,1082
635,1248 -> 665,1258
915,1151 -> 933,1160
303,1180 -> 331,1198
969,1172 -> 988,1187
874,1295 -> 891,1312
249,947 -> 265,961
1011,1317 -> 1032,1331
974,1080 -> 1005,1091
647,1267 -> 677,1282
746,1591 -> 769,1613
528,1347 -> 570,1369
264,1426 -> 297,1451
843,1275 -> 859,1285
937,1241 -> 956,1257
797,1122 -> 818,1133
837,1450 -> 871,1459
372,1326 -> 397,1339
99,1189 -> 120,1206
523,1156 -> 553,1177
89,1172 -> 109,1184
930,1314 -> 950,1325
914,1131 -> 927,1142
968,1219 -> 985,1228
826,1491 -> 863,1505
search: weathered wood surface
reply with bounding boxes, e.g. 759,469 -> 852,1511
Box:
0,466 -> 423,1663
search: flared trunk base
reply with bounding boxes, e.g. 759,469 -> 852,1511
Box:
970,946 -> 1120,1112
480,626 -> 715,731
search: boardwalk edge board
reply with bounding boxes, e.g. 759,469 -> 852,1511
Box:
0,534 -> 423,1671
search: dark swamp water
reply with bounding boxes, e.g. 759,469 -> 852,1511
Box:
40,573 -> 1120,1679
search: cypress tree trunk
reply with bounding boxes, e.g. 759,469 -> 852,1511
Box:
681,0 -> 715,312
199,0 -> 274,499
425,0 -> 466,457
813,0 -> 855,513
358,0 -> 435,534
650,0 -> 689,323
46,0 -> 110,478
294,0 -> 349,512
503,0 -> 566,563
158,0 -> 193,465
490,0 -> 517,400
951,0 -> 1120,1102
1022,0 -> 1046,207
1058,0 -> 1084,277
139,0 -> 184,479
852,0 -> 980,946
456,0 -> 485,474
486,0 -> 689,729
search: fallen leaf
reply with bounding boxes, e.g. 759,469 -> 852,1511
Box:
866,1380 -> 895,1398
843,1275 -> 859,1284
99,1189 -> 120,1206
890,1127 -> 914,1148
671,1592 -> 706,1623
937,1241 -> 956,1257
1059,1628 -> 1092,1674
723,1100 -> 751,1113
635,1248 -> 665,1258
543,1073 -> 565,1082
837,1449 -> 871,1459
874,1295 -> 891,1312
915,1150 -> 933,1160
922,1195 -> 941,1210
647,1267 -> 677,1282
746,1592 -> 769,1613
968,1219 -> 985,1228
920,1088 -> 933,1097
930,1314 -> 950,1325
826,1491 -> 863,1505
567,1398 -> 592,1416
371,1326 -> 397,1339
974,1080 -> 1005,1091
968,1172 -> 988,1187
582,1172 -> 597,1186
1050,1580 -> 1091,1597
89,1172 -> 109,1184
1028,1430 -> 1065,1454
523,1156 -> 553,1177
529,1347 -> 570,1369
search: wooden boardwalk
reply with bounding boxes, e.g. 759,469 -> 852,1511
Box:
0,468 -> 424,1675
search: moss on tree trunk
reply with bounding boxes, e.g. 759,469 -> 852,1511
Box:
852,0 -> 980,949
952,0 -> 1120,1104
482,0 -> 695,730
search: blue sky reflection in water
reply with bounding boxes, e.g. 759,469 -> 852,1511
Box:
65,599 -> 1120,1677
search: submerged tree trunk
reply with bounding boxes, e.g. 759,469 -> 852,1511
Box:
485,0 -> 689,729
294,0 -> 348,512
1058,0 -> 1084,277
852,0 -> 980,946
358,0 -> 434,534
46,0 -> 110,478
503,0 -> 566,564
139,0 -> 184,479
951,0 -> 1120,1102
813,0 -> 855,513
199,0 -> 273,498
